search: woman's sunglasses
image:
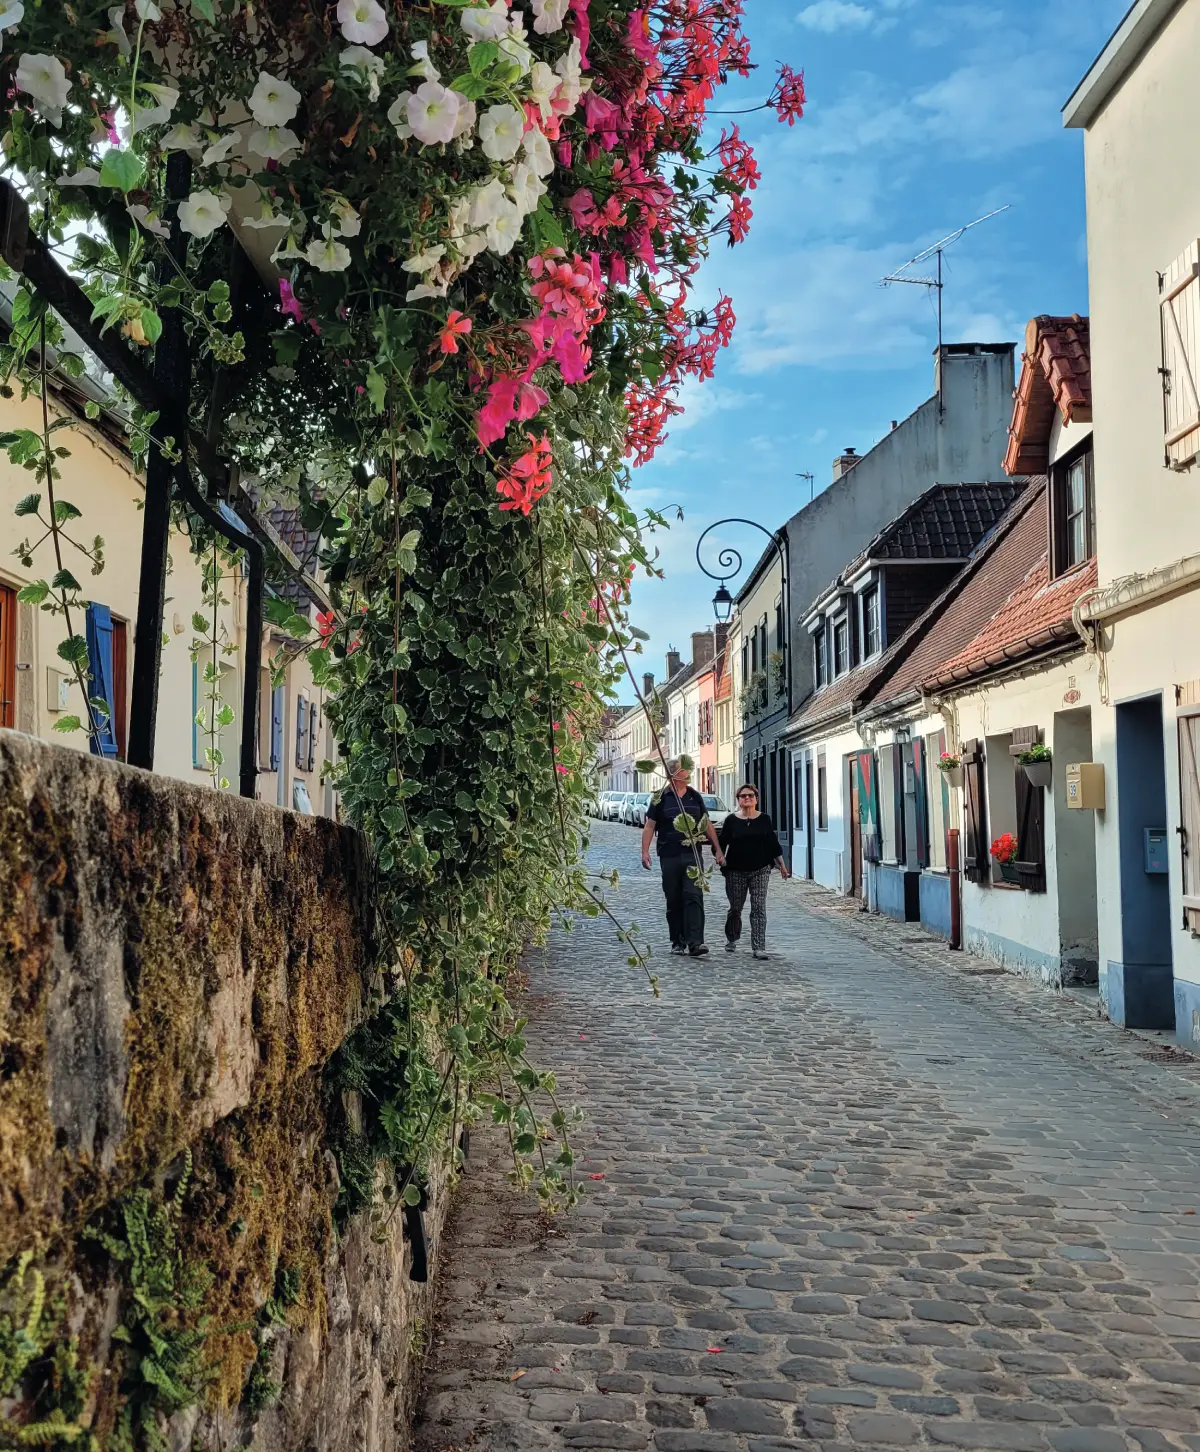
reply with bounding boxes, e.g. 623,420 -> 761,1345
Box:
737,792 -> 757,801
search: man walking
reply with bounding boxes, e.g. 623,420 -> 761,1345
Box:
641,758 -> 725,957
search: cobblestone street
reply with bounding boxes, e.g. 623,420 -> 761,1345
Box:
413,822 -> 1200,1452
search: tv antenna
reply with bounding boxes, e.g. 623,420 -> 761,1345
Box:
880,205 -> 1011,363
797,471 -> 815,503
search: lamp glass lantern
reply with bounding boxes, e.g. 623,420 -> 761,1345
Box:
712,583 -> 733,623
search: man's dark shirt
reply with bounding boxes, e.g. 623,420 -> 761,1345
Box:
646,785 -> 709,858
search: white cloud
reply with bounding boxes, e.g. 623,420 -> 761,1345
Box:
797,0 -> 874,31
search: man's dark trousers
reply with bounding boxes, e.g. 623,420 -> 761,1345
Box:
659,853 -> 705,948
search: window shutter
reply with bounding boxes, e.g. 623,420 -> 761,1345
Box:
84,603 -> 119,759
308,703 -> 319,772
270,685 -> 283,772
295,695 -> 308,769
891,743 -> 907,865
1010,726 -> 1047,892
1160,242 -> 1200,469
912,739 -> 929,869
962,739 -> 988,884
859,752 -> 881,864
1177,682 -> 1200,932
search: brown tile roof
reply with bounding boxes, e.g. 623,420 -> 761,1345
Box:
1005,315 -> 1091,475
714,646 -> 734,702
922,551 -> 1096,690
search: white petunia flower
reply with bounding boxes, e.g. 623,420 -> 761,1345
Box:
406,278 -> 449,302
521,126 -> 554,178
134,0 -> 161,19
486,197 -> 523,256
305,225 -> 352,272
527,60 -> 555,120
498,11 -> 533,75
409,39 -> 439,82
248,125 -> 300,162
509,160 -> 545,216
249,70 -> 301,127
553,39 -> 586,113
272,230 -> 308,262
0,1 -> 24,49
340,45 -> 383,101
328,196 -> 361,238
467,176 -> 508,228
401,245 -> 445,274
337,0 -> 388,46
530,0 -> 568,34
386,91 -> 413,139
449,197 -> 488,260
406,80 -> 460,147
162,122 -> 204,155
452,96 -> 477,142
460,0 -> 508,42
178,188 -> 230,239
241,195 -> 287,229
57,167 -> 101,188
128,203 -> 170,239
201,130 -> 238,166
477,102 -> 524,162
131,81 -> 180,135
106,4 -> 131,55
15,53 -> 70,122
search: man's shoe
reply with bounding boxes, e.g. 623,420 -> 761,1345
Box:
689,943 -> 710,957
670,943 -> 687,955
753,950 -> 769,960
724,940 -> 736,953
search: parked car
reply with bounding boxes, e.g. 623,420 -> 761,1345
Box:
616,792 -> 637,824
602,792 -> 625,821
629,791 -> 652,826
701,794 -> 730,830
595,791 -> 615,819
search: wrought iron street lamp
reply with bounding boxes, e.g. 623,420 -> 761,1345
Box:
695,517 -> 791,715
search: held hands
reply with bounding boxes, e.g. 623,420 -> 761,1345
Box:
714,850 -> 726,868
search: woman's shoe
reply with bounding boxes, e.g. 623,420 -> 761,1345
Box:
753,950 -> 769,960
724,940 -> 736,953
689,943 -> 710,957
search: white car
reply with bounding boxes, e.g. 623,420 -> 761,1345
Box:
629,791 -> 652,827
701,794 -> 730,830
602,792 -> 625,821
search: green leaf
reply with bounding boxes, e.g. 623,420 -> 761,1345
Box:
468,41 -> 499,75
191,0 -> 216,17
402,1183 -> 423,1207
14,492 -> 40,517
139,308 -> 163,345
52,499 -> 81,523
59,352 -> 86,379
365,366 -> 387,414
366,475 -> 389,507
57,635 -> 89,669
50,568 -> 81,592
17,580 -> 49,605
99,149 -> 146,194
53,714 -> 82,733
191,612 -> 209,634
449,74 -> 489,100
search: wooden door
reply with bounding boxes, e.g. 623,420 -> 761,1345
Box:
0,583 -> 15,729
805,757 -> 815,879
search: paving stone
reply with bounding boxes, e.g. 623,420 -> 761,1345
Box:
891,1395 -> 961,1416
846,1364 -> 924,1390
561,1427 -> 652,1450
849,1413 -> 921,1444
704,1399 -> 786,1435
926,1422 -> 1051,1450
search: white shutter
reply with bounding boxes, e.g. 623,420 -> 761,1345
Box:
1160,242 -> 1200,469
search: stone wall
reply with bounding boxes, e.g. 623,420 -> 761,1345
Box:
0,731 -> 448,1451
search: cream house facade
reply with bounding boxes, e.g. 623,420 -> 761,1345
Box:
1066,0 -> 1200,1046
0,373 -> 336,817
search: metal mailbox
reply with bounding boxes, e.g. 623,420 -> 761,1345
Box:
1065,762 -> 1105,810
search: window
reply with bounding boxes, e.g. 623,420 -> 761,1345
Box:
84,603 -> 120,759
1052,444 -> 1093,575
308,702 -> 320,772
0,582 -> 16,731
862,586 -> 881,658
878,747 -> 897,862
775,598 -> 784,653
814,629 -> 827,688
1160,240 -> 1200,470
741,639 -> 749,688
834,618 -> 850,677
295,694 -> 309,769
1178,680 -> 1200,933
817,751 -> 828,830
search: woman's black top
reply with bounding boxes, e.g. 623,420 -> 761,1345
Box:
718,812 -> 784,873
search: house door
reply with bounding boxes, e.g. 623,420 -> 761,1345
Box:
0,583 -> 15,729
849,760 -> 862,899
805,756 -> 815,879
1113,695 -> 1174,1028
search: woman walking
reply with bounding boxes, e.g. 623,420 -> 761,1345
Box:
718,783 -> 789,959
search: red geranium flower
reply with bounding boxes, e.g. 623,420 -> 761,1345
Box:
438,309 -> 472,354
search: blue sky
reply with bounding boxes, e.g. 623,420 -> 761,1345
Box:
621,0 -> 1131,701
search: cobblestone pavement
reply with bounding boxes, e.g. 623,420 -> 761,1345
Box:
413,822 -> 1200,1452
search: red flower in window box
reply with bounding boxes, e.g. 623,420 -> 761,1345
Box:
990,832 -> 1019,865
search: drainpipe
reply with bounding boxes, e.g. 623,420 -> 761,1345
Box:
948,828 -> 962,951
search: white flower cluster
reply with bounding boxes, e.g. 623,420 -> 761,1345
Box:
10,0 -> 588,289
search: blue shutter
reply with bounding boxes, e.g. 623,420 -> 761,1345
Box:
308,703 -> 319,772
85,603 -> 118,758
270,684 -> 283,772
295,696 -> 307,769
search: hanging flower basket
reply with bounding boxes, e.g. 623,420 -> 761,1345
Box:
1023,760 -> 1052,788
937,752 -> 962,788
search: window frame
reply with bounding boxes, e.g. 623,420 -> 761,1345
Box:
861,585 -> 881,659
817,751 -> 828,831
0,581 -> 17,731
1050,439 -> 1094,577
833,616 -> 850,678
813,626 -> 827,689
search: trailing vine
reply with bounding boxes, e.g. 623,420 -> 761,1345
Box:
0,0 -> 803,1217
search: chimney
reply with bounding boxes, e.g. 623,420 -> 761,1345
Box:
691,630 -> 716,668
666,647 -> 682,679
642,671 -> 655,699
714,622 -> 729,651
832,446 -> 858,483
890,420 -> 898,431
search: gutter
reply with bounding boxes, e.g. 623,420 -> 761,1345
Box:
1077,550 -> 1200,623
1063,0 -> 1182,129
922,622 -> 1081,692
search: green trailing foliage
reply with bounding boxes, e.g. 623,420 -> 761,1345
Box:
0,1253 -> 95,1451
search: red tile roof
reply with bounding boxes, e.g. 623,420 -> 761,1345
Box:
921,533 -> 1096,692
1005,315 -> 1092,476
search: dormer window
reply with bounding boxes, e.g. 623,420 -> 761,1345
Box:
862,585 -> 881,658
1051,440 -> 1094,577
814,627 -> 828,688
834,618 -> 850,677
